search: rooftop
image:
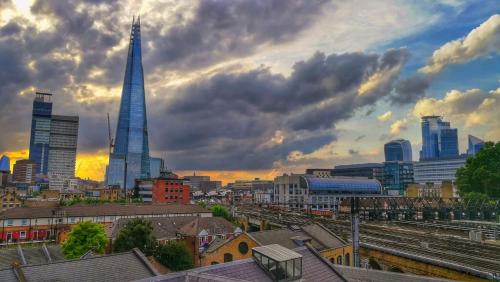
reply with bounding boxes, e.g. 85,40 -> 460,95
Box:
0,203 -> 211,219
302,175 -> 382,194
334,163 -> 384,169
253,244 -> 302,261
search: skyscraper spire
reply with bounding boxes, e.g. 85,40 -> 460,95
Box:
106,17 -> 150,189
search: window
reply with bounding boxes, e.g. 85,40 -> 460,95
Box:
20,231 -> 26,239
224,253 -> 233,262
21,219 -> 28,226
7,219 -> 13,226
337,255 -> 342,265
345,253 -> 350,266
238,242 -> 249,254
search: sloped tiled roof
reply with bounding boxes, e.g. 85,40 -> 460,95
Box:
178,217 -> 235,236
108,216 -> 196,240
0,248 -> 158,282
0,245 -> 64,269
332,264 -> 455,282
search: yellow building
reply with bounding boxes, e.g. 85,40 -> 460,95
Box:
407,181 -> 455,199
199,232 -> 259,266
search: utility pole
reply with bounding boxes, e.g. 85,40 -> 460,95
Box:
351,197 -> 360,267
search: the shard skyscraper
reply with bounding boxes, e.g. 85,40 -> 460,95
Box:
107,17 -> 150,189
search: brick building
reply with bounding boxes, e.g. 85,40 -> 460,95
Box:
137,175 -> 190,204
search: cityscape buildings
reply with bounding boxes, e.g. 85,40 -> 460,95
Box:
467,135 -> 485,155
12,159 -> 37,184
107,17 -> 151,189
150,157 -> 165,178
383,161 -> 414,196
419,116 -> 459,160
332,163 -> 384,185
136,174 -> 190,204
413,156 -> 467,185
29,92 -> 53,174
384,139 -> 412,162
183,174 -> 210,192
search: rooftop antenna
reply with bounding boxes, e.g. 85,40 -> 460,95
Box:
107,113 -> 114,155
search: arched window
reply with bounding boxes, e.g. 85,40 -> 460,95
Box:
224,253 -> 233,263
344,253 -> 350,266
238,242 -> 249,254
330,258 -> 335,264
336,255 -> 342,265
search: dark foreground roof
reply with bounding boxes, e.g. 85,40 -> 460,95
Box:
1,203 -> 211,219
332,264 -> 455,282
0,248 -> 158,282
137,246 -> 346,282
0,245 -> 64,269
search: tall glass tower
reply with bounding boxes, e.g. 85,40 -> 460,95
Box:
29,92 -> 53,174
384,139 -> 412,162
107,17 -> 150,189
419,116 -> 458,160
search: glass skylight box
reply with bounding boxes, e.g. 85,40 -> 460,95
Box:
252,244 -> 303,281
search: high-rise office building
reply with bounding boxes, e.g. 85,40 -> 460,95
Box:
47,115 -> 79,191
107,17 -> 150,189
332,163 -> 384,186
13,159 -> 37,184
467,135 -> 485,155
384,139 -> 412,162
150,157 -> 164,178
419,116 -> 459,160
29,92 -> 53,174
383,161 -> 414,196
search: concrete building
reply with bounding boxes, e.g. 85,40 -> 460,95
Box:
273,174 -> 307,210
183,174 -> 210,192
136,175 -> 190,204
12,159 -> 37,184
332,163 -> 384,186
305,168 -> 333,178
200,180 -> 222,193
413,156 -> 467,185
47,115 -> 79,191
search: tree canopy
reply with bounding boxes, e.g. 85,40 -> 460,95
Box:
154,241 -> 193,271
211,204 -> 232,221
457,142 -> 500,198
62,221 -> 108,259
113,218 -> 156,255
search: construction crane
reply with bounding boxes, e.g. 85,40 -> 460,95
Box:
107,113 -> 114,155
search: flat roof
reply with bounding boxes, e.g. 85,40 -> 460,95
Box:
253,244 -> 302,262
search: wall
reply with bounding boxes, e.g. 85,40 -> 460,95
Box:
320,245 -> 353,266
199,233 -> 259,267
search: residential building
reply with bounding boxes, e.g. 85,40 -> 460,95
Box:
406,181 -> 455,198
413,155 -> 467,185
0,203 -> 211,243
29,92 -> 52,175
1,187 -> 23,209
183,174 -> 210,192
467,135 -> 485,155
384,139 -> 412,162
419,116 -> 459,160
12,159 -> 37,184
150,157 -> 164,178
0,247 -> 158,281
136,175 -> 190,204
85,187 -> 122,201
383,161 -> 414,196
47,115 -> 79,191
332,163 -> 384,185
107,17 -> 151,189
305,168 -> 333,178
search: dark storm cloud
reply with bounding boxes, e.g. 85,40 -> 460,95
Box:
149,48 -> 409,169
145,0 -> 329,70
391,74 -> 431,104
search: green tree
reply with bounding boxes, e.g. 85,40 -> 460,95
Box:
211,204 -> 232,221
113,218 -> 156,255
62,221 -> 108,259
155,241 -> 193,271
457,142 -> 500,198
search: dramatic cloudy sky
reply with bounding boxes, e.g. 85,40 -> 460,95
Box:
0,0 -> 499,183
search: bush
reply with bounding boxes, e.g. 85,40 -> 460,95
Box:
155,241 -> 193,271
62,221 -> 108,259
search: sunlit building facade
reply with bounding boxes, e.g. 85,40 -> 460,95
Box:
107,17 -> 151,189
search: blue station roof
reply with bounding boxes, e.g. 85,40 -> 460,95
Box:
302,175 -> 381,194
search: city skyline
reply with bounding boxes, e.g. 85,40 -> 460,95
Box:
0,1 -> 499,184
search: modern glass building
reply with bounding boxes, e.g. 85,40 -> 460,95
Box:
149,157 -> 164,178
332,163 -> 384,186
419,116 -> 459,160
107,17 -> 150,189
383,162 -> 414,196
467,135 -> 484,155
29,92 -> 53,174
414,156 -> 467,185
384,139 -> 412,162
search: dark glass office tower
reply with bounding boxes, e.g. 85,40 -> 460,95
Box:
29,92 -> 53,174
384,139 -> 412,162
419,116 -> 458,160
107,17 -> 150,189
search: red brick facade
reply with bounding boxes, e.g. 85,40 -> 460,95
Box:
152,178 -> 190,204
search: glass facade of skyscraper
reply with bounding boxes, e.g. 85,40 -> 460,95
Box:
107,17 -> 150,189
384,139 -> 412,162
29,92 -> 53,175
383,161 -> 414,196
419,116 -> 458,160
467,135 -> 484,155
